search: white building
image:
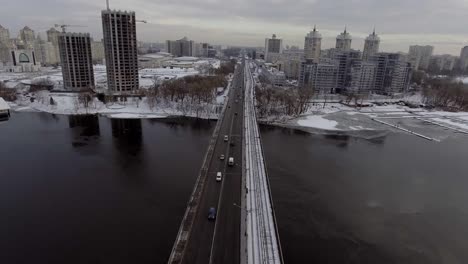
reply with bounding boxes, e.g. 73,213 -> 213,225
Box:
336,28 -> 352,51
19,26 -> 35,48
91,40 -> 105,63
265,34 -> 283,63
363,29 -> 380,61
3,48 -> 41,72
304,26 -> 321,63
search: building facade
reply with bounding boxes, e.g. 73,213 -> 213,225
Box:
333,50 -> 362,92
370,53 -> 411,94
363,30 -> 380,61
166,37 -> 195,57
19,26 -> 35,47
304,26 -> 321,63
58,33 -> 95,91
300,61 -> 338,93
91,40 -> 105,63
408,45 -> 434,70
349,61 -> 376,94
265,34 -> 283,63
102,9 -> 139,92
459,46 -> 468,71
335,28 -> 352,51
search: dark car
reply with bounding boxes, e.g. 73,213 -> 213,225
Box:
208,207 -> 216,221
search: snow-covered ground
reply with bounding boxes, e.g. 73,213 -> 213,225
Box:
0,64 -> 209,90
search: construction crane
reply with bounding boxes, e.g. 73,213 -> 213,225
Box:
54,24 -> 87,33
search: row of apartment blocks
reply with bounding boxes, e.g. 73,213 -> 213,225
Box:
166,37 -> 217,58
299,50 -> 412,95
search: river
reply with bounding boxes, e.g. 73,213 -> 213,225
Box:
1,112 -> 468,263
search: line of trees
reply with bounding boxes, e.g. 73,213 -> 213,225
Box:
255,85 -> 313,118
0,81 -> 17,101
422,78 -> 468,111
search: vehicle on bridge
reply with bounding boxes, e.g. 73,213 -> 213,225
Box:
224,135 -> 229,141
208,207 -> 216,221
220,154 -> 225,160
216,172 -> 222,182
228,157 -> 234,166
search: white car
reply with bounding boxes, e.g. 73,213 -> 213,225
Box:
224,135 -> 229,142
220,154 -> 225,160
216,172 -> 222,182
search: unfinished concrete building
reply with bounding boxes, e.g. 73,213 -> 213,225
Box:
101,9 -> 139,92
58,33 -> 95,91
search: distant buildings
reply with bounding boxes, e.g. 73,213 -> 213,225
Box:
459,46 -> 468,71
58,32 -> 94,91
265,34 -> 283,63
408,45 -> 434,70
19,26 -> 35,47
335,28 -> 352,51
166,37 -> 195,57
91,40 -> 105,63
363,29 -> 380,61
102,9 -> 139,92
430,54 -> 456,72
304,26 -> 321,63
300,50 -> 411,95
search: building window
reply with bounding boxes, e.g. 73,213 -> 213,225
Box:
18,53 -> 30,63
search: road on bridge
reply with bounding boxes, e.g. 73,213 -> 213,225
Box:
180,61 -> 246,264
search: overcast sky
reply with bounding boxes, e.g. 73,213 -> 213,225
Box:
1,0 -> 468,55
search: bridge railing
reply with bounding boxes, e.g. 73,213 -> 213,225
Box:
242,60 -> 284,264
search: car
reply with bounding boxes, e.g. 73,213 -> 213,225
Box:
216,172 -> 222,182
208,207 -> 216,220
220,154 -> 225,160
224,135 -> 229,141
228,157 -> 234,166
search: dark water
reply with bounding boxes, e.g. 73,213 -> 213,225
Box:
2,113 -> 468,264
0,112 -> 214,264
261,125 -> 468,264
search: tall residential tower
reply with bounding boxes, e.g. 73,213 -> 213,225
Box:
363,29 -> 380,61
304,26 -> 321,63
58,32 -> 94,91
101,7 -> 139,92
336,28 -> 352,51
264,34 -> 283,63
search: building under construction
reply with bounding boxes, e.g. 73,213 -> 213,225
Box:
58,33 -> 95,91
101,8 -> 139,92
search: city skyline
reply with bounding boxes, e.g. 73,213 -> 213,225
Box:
1,0 -> 468,55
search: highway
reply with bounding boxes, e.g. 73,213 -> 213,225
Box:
179,61 -> 245,264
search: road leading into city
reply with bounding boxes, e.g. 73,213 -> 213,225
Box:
180,61 -> 245,264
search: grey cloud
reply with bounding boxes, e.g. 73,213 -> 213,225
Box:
1,0 -> 468,54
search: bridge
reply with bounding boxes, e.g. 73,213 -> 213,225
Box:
168,59 -> 283,264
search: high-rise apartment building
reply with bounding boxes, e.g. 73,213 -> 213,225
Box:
370,53 -> 411,94
102,9 -> 139,92
19,26 -> 35,46
304,26 -> 321,63
265,34 -> 283,63
459,46 -> 468,71
0,25 -> 10,44
408,45 -> 434,70
333,50 -> 362,92
336,28 -> 352,51
58,33 -> 94,91
300,61 -> 338,93
363,29 -> 380,61
166,37 -> 195,57
349,60 -> 376,94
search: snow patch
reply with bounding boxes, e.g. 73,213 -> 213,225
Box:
297,115 -> 339,130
